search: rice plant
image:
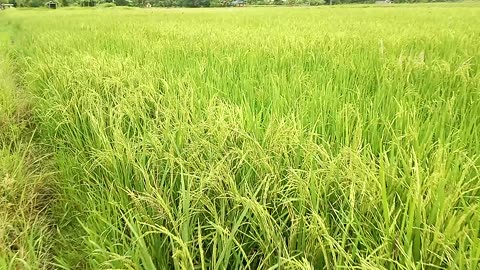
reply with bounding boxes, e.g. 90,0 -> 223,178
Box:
1,3 -> 479,269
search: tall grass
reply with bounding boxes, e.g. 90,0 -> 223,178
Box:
1,4 -> 480,269
0,23 -> 54,269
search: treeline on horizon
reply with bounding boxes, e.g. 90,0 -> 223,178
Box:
1,0 -> 464,8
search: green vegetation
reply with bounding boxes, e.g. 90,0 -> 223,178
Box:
4,0 -> 465,9
0,23 -> 54,269
1,4 -> 480,269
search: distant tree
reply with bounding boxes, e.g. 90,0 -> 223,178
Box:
79,0 -> 96,6
28,0 -> 45,7
129,0 -> 142,6
178,0 -> 209,6
209,0 -> 223,6
14,0 -> 28,6
161,0 -> 172,4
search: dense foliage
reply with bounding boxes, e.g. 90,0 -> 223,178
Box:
1,4 -> 480,269
5,0 -> 464,8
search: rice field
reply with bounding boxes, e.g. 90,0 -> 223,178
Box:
1,3 -> 480,269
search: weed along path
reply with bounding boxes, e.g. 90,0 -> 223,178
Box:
0,22 -> 55,269
1,5 -> 480,269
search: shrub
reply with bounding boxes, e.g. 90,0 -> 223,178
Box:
97,1 -> 115,6
308,0 -> 324,5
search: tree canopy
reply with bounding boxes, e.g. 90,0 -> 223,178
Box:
7,0 -> 463,9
